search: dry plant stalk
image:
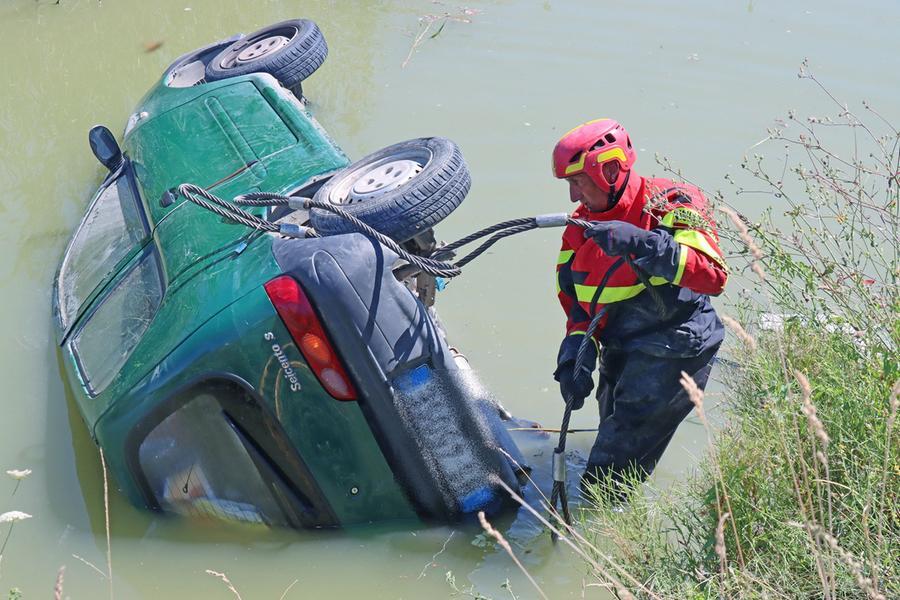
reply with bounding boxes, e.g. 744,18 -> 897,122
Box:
278,578 -> 299,600
71,553 -> 107,579
206,569 -> 243,600
680,371 -> 746,569
477,511 -> 549,600
680,370 -> 707,426
402,6 -> 480,68
789,370 -> 836,597
795,370 -> 830,451
715,511 -> 731,576
876,380 -> 899,551
802,523 -> 886,600
417,530 -> 455,580
887,381 -> 900,433
54,565 -> 66,600
100,448 -> 114,600
721,315 -> 757,351
795,369 -> 836,579
495,479 -> 661,600
771,409 -> 832,594
718,205 -> 766,282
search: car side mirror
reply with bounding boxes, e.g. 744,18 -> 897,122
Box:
88,125 -> 123,171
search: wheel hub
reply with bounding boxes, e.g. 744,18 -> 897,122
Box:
218,33 -> 292,69
235,35 -> 289,64
346,159 -> 423,203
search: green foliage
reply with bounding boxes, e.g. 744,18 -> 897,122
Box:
574,67 -> 899,599
6,589 -> 22,600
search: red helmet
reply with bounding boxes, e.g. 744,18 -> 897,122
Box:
552,118 -> 636,193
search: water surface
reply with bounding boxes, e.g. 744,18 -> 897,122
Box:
1,0 -> 897,597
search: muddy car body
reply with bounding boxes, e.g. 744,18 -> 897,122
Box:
53,20 -> 525,529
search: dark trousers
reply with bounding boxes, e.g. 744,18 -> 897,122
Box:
583,343 -> 720,489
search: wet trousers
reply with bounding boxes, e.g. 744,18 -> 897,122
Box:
583,343 -> 720,489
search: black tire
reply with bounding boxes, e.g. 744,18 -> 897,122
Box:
205,19 -> 327,88
309,138 -> 471,243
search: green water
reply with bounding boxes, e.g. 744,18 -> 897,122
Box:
1,0 -> 897,597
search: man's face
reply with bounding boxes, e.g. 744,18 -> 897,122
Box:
567,173 -> 612,212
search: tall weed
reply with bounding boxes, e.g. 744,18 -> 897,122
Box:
569,64 -> 898,599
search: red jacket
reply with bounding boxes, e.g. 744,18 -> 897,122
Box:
556,175 -> 728,359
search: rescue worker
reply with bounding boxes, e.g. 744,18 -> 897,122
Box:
551,118 -> 728,496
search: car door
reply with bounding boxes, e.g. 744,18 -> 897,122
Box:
56,163 -> 164,397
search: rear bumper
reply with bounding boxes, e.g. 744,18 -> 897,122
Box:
272,233 -> 522,520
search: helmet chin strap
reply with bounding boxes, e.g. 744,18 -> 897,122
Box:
605,170 -> 631,210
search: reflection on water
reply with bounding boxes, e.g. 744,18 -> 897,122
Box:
1,0 -> 898,597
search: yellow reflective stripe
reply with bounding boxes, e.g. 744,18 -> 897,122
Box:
595,148 -> 627,164
673,243 -> 689,285
574,275 -> 671,304
556,249 -> 573,294
561,118 -> 610,138
672,229 -> 728,270
574,277 -> 667,305
576,282 -> 632,304
660,206 -> 709,231
564,153 -> 586,175
566,330 -> 600,352
577,282 -> 643,304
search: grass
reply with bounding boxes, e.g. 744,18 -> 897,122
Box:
575,324 -> 897,599
535,64 -> 899,598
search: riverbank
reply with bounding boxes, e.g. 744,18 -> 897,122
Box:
569,72 -> 899,599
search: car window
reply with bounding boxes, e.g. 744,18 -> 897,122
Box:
58,168 -> 147,330
138,392 -> 290,527
69,250 -> 163,394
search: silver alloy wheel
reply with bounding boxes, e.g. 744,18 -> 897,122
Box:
327,148 -> 432,206
217,31 -> 294,70
204,19 -> 327,88
310,137 -> 469,242
346,159 -> 423,204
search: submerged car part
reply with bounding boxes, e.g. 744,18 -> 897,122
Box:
54,16 -> 526,530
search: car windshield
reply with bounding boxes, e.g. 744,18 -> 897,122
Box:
57,167 -> 146,330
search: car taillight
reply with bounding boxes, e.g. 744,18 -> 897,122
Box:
264,275 -> 357,401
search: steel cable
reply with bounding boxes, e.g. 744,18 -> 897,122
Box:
177,184 -> 279,233
178,183 -> 669,536
432,217 -> 539,258
451,223 -> 539,268
231,191 -> 556,278
548,306 -> 605,542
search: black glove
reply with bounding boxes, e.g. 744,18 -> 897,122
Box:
584,220 -> 654,257
554,335 -> 599,411
557,362 -> 594,410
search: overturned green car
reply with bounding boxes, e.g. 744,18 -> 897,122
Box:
54,19 -> 526,529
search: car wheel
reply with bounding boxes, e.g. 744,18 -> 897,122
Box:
205,19 -> 327,89
309,138 -> 471,243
